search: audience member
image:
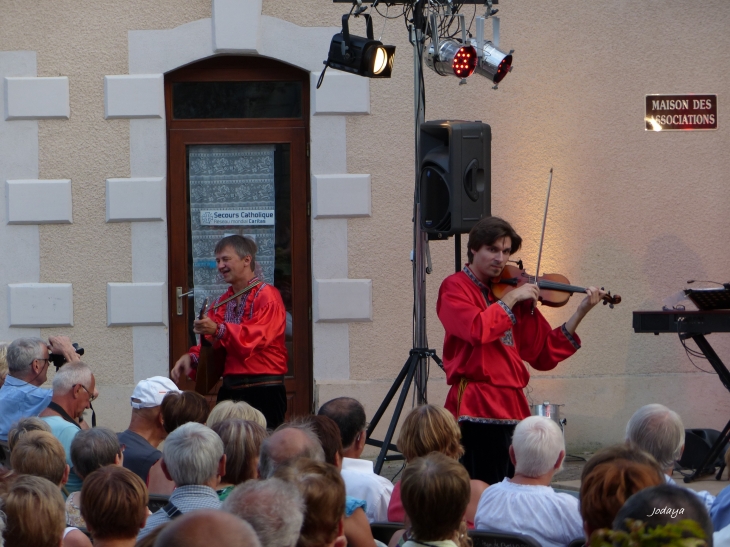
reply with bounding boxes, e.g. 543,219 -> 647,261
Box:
80,466 -> 148,547
67,427 -> 124,528
712,448 -> 730,532
208,399 -> 267,429
319,397 -> 394,523
0,336 -> 80,441
298,415 -> 377,547
223,477 -> 305,547
7,415 -> 51,450
626,403 -> 715,511
118,376 -> 181,482
137,422 -> 226,540
474,416 -> 583,547
579,443 -> 665,482
275,458 -> 348,547
7,430 -> 91,546
259,423 -> 325,478
10,430 -> 69,486
153,509 -> 262,547
400,453 -> 471,547
0,475 -> 67,547
210,418 -> 268,499
0,341 -> 8,389
389,404 -> 486,527
580,458 -> 664,541
133,523 -> 168,547
613,484 -> 713,544
147,391 -> 210,495
146,389 -> 211,494
39,361 -> 97,493
161,390 -> 210,434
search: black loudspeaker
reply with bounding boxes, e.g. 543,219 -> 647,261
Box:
677,428 -> 727,472
419,120 -> 491,239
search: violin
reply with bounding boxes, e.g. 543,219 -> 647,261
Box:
490,262 -> 622,309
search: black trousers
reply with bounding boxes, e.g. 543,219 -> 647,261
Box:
217,382 -> 287,430
460,420 -> 516,485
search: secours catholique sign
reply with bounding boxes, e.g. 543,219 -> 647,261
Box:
645,94 -> 717,131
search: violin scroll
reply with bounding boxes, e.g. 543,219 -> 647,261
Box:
601,288 -> 621,309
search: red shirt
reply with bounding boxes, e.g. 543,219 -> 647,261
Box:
189,282 -> 288,377
436,267 -> 580,423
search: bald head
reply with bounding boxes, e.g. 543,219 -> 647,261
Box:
258,425 -> 325,478
153,510 -> 261,547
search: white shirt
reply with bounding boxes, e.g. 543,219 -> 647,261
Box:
341,457 -> 394,523
474,478 -> 584,547
665,474 -> 715,512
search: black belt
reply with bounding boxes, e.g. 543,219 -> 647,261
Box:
222,374 -> 285,390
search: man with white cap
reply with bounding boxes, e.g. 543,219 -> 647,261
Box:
117,376 -> 181,482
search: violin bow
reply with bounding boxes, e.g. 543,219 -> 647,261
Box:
532,168 -> 553,313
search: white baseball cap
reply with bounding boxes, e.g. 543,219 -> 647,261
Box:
130,376 -> 181,409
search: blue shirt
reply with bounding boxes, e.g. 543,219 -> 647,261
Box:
712,483 -> 730,531
41,415 -> 83,493
0,375 -> 52,441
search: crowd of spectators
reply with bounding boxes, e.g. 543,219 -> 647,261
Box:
1,335 -> 729,547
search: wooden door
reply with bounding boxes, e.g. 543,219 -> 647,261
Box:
165,57 -> 312,418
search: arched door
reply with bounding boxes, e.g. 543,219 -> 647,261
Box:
166,56 -> 312,417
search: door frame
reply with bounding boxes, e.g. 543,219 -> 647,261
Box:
165,57 -> 312,417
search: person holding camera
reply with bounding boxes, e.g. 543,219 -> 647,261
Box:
0,336 -> 81,442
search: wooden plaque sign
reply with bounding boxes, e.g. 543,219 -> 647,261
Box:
645,94 -> 717,131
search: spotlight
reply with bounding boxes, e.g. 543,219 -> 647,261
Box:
425,40 -> 478,79
472,40 -> 513,84
472,16 -> 514,88
320,14 -> 395,85
424,13 -> 477,80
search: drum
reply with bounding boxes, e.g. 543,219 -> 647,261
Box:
530,401 -> 565,430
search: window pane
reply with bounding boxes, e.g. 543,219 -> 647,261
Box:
186,144 -> 294,375
173,81 -> 302,119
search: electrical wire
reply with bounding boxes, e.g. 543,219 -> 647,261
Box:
679,335 -> 716,374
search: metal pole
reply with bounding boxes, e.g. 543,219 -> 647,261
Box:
412,1 -> 428,405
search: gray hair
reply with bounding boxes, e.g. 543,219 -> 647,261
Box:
70,427 -> 120,479
626,404 -> 685,470
6,337 -> 46,376
214,235 -> 257,271
511,416 -> 565,478
162,422 -> 224,486
223,478 -> 305,547
51,361 -> 92,395
258,423 -> 325,479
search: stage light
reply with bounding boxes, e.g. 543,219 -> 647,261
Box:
425,39 -> 478,79
473,40 -> 513,84
472,15 -> 514,88
320,14 -> 395,83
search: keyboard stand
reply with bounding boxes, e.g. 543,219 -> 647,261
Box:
684,334 -> 730,482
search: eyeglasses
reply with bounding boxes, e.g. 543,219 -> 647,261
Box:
76,384 -> 97,402
35,357 -> 50,367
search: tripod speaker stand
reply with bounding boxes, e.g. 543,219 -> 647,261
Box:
365,348 -> 443,474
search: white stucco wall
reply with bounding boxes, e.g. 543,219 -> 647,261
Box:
1,0 -> 729,450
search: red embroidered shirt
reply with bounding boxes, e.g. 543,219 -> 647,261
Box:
189,281 -> 288,377
436,267 -> 580,424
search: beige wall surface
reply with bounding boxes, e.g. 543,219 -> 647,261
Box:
2,0 -> 729,447
268,0 -> 730,449
0,0 -> 211,431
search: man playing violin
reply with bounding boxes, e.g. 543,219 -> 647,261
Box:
436,216 -> 605,484
171,235 -> 288,429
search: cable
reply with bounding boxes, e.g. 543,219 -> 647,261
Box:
679,335 -> 716,374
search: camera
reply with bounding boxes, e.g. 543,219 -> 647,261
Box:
49,343 -> 84,370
